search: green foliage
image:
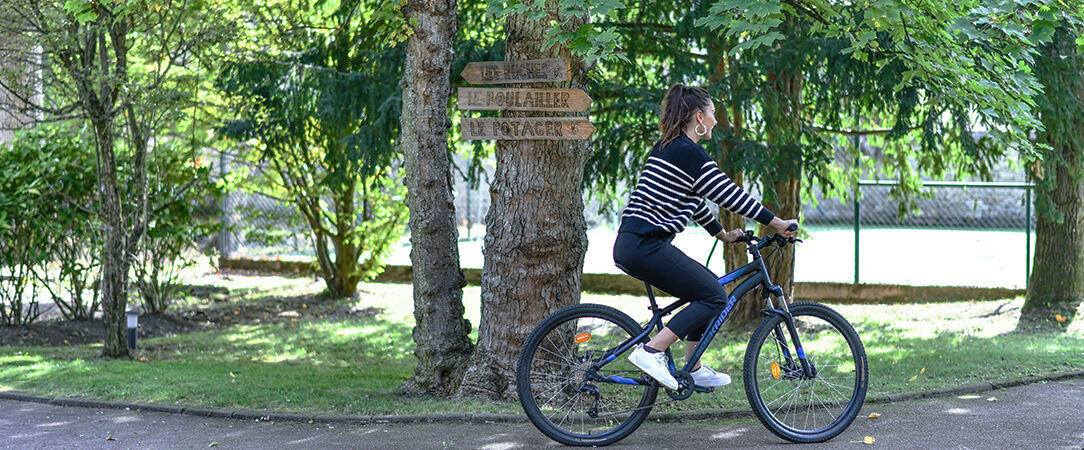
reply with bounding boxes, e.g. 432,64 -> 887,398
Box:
134,145 -> 222,314
1031,25 -> 1084,222
695,0 -> 1084,161
0,124 -> 98,324
488,0 -> 627,66
217,0 -> 408,296
526,0 -> 1084,219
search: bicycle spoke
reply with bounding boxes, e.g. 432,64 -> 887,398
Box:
746,304 -> 867,443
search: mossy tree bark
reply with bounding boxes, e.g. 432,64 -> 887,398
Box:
457,3 -> 591,400
397,0 -> 474,395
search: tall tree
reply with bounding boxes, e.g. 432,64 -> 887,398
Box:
1022,24 -> 1084,329
458,2 -> 593,399
579,0 -> 1076,325
218,1 -> 408,298
0,0 -> 232,356
398,0 -> 474,394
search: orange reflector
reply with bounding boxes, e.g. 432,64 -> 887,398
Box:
770,362 -> 781,379
574,332 -> 591,343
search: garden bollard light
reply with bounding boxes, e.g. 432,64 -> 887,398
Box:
126,310 -> 140,350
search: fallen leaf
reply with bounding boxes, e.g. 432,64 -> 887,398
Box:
868,413 -> 881,419
987,397 -> 997,402
1055,314 -> 1067,323
63,339 -> 69,344
864,436 -> 875,445
229,371 -> 236,378
908,375 -> 917,382
106,436 -> 116,441
920,367 -> 925,374
209,441 -> 218,447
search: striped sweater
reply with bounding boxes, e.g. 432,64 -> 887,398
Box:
619,135 -> 775,237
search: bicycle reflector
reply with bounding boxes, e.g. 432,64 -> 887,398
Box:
574,332 -> 591,343
771,362 -> 781,379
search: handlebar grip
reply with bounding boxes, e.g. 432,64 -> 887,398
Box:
787,223 -> 798,232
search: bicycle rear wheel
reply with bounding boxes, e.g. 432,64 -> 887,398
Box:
516,303 -> 657,446
744,302 -> 868,443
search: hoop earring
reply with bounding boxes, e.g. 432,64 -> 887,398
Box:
695,122 -> 708,136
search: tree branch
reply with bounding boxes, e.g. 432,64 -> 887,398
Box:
810,124 -> 921,136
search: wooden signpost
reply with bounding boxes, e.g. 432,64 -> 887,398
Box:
458,58 -> 593,141
460,58 -> 569,85
457,88 -> 591,112
461,117 -> 595,141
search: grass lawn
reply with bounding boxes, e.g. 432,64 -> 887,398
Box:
1,274 -> 1082,416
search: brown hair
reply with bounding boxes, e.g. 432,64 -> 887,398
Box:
658,84 -> 712,146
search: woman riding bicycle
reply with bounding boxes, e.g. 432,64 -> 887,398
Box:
613,84 -> 798,391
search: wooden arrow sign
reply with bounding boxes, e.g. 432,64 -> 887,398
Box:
461,58 -> 569,84
457,88 -> 591,112
461,117 -> 595,141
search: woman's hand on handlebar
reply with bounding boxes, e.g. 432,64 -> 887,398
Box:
715,228 -> 745,244
770,217 -> 799,238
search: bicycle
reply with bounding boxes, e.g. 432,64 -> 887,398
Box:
516,226 -> 869,446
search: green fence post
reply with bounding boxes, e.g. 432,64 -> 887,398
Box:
853,141 -> 860,285
1026,184 -> 1031,288
854,180 -> 860,284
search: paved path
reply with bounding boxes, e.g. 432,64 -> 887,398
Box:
2,379 -> 1082,449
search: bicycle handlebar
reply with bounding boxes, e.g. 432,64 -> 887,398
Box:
735,223 -> 802,249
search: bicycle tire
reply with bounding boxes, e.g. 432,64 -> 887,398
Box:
743,302 -> 868,443
517,303 -> 658,446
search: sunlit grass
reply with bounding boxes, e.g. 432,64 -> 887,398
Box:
1,278 -> 1082,416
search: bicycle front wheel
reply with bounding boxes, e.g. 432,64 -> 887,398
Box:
744,302 -> 868,443
516,303 -> 657,446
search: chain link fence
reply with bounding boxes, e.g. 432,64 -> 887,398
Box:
216,147 -> 1035,288
800,177 -> 1034,288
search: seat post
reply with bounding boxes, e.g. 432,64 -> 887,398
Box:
644,282 -> 660,312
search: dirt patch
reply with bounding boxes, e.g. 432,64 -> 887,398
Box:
0,314 -> 206,347
0,275 -> 383,348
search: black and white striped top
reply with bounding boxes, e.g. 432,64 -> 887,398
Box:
619,135 -> 775,236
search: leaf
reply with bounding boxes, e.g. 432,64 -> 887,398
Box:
209,442 -> 218,447
868,412 -> 881,419
864,436 -> 875,445
229,371 -> 236,378
1055,314 -> 1066,323
106,436 -> 116,441
986,397 -> 997,402
908,375 -> 917,382
920,367 -> 926,374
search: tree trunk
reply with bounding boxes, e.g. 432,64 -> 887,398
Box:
707,40 -> 749,287
734,57 -> 804,327
1021,28 -> 1084,330
398,0 -> 474,395
457,4 -> 591,400
93,116 -> 130,358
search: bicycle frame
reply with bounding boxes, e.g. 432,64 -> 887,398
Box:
592,234 -> 815,388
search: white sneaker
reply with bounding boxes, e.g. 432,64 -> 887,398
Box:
627,344 -> 679,390
690,364 -> 731,387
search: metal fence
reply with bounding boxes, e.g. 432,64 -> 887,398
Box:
216,147 -> 1037,288
802,179 -> 1035,288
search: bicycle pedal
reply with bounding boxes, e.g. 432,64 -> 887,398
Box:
692,385 -> 714,393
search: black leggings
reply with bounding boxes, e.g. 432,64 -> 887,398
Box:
612,231 -> 727,341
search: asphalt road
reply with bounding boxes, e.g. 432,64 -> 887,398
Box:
2,378 -> 1082,449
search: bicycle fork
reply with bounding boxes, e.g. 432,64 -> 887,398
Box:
764,295 -> 817,379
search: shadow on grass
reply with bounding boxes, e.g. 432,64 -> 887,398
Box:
2,304 -> 1081,416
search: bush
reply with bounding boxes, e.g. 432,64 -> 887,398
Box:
0,124 -> 98,324
133,143 -> 221,315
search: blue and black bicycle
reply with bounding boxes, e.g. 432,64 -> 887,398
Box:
516,226 -> 868,446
